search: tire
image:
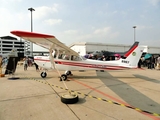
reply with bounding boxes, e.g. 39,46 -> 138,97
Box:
41,72 -> 47,78
65,71 -> 71,76
61,94 -> 79,104
60,74 -> 67,81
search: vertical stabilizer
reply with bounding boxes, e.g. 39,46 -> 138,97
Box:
124,42 -> 139,57
124,46 -> 144,67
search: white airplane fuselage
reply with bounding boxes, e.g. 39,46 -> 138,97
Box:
34,56 -> 135,71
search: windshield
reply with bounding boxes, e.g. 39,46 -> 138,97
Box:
80,56 -> 87,60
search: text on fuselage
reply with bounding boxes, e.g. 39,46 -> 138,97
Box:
121,60 -> 129,64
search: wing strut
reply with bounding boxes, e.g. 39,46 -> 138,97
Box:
49,43 -> 79,104
49,44 -> 68,89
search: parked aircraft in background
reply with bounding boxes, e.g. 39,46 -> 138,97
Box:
11,31 -> 144,81
89,42 -> 139,58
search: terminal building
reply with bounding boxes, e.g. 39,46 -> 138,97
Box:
69,42 -> 160,56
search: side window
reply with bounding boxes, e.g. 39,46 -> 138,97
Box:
58,54 -> 63,59
63,55 -> 70,60
71,55 -> 82,61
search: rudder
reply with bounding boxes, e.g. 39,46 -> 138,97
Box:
125,46 -> 144,67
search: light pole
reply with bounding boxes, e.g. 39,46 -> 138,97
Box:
133,26 -> 136,43
28,7 -> 35,56
28,7 -> 35,32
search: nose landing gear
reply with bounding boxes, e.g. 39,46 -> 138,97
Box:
41,72 -> 47,78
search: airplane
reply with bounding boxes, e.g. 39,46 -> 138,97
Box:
11,30 -> 144,81
89,41 -> 139,58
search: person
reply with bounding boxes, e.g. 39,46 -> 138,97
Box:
138,58 -> 142,68
34,62 -> 39,72
23,57 -> 28,71
97,55 -> 105,61
157,55 -> 160,70
147,57 -> 152,69
151,56 -> 155,69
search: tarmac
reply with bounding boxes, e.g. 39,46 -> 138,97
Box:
0,64 -> 160,120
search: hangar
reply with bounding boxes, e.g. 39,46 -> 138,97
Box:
69,42 -> 160,55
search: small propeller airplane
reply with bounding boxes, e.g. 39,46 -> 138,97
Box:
11,30 -> 144,81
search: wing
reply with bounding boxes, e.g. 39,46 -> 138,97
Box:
10,30 -> 79,56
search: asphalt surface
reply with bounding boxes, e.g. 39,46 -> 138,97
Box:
0,65 -> 160,120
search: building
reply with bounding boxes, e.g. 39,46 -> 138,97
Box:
0,36 -> 49,57
1,36 -> 160,58
0,36 -> 24,57
69,42 -> 160,55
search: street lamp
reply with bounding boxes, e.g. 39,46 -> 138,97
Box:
133,26 -> 136,43
28,7 -> 35,32
28,7 -> 35,56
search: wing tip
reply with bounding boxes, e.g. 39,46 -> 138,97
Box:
11,30 -> 55,38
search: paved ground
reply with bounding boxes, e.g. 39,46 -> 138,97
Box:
0,65 -> 160,120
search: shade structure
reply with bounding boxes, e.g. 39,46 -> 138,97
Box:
144,53 -> 152,60
114,54 -> 121,57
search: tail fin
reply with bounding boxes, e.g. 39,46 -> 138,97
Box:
124,46 -> 144,67
124,42 -> 139,57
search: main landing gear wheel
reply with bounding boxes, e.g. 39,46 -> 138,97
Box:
41,72 -> 47,78
65,71 -> 72,76
61,92 -> 79,104
60,74 -> 67,81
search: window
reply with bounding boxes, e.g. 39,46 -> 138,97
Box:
71,55 -> 82,61
2,41 -> 13,44
2,45 -> 12,47
63,55 -> 70,60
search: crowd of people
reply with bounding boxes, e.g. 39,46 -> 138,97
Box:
84,54 -> 120,61
139,55 -> 160,70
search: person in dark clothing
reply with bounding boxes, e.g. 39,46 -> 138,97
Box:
34,62 -> 39,71
147,57 -> 152,69
151,56 -> 155,69
138,58 -> 142,68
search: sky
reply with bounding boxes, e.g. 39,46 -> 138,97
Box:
0,0 -> 160,51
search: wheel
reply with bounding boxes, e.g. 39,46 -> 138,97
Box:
41,72 -> 47,78
65,71 -> 72,76
61,93 -> 79,104
60,74 -> 67,81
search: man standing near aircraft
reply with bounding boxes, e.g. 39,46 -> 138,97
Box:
23,57 -> 28,71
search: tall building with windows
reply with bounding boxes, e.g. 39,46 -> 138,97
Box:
0,36 -> 24,57
24,41 -> 32,56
